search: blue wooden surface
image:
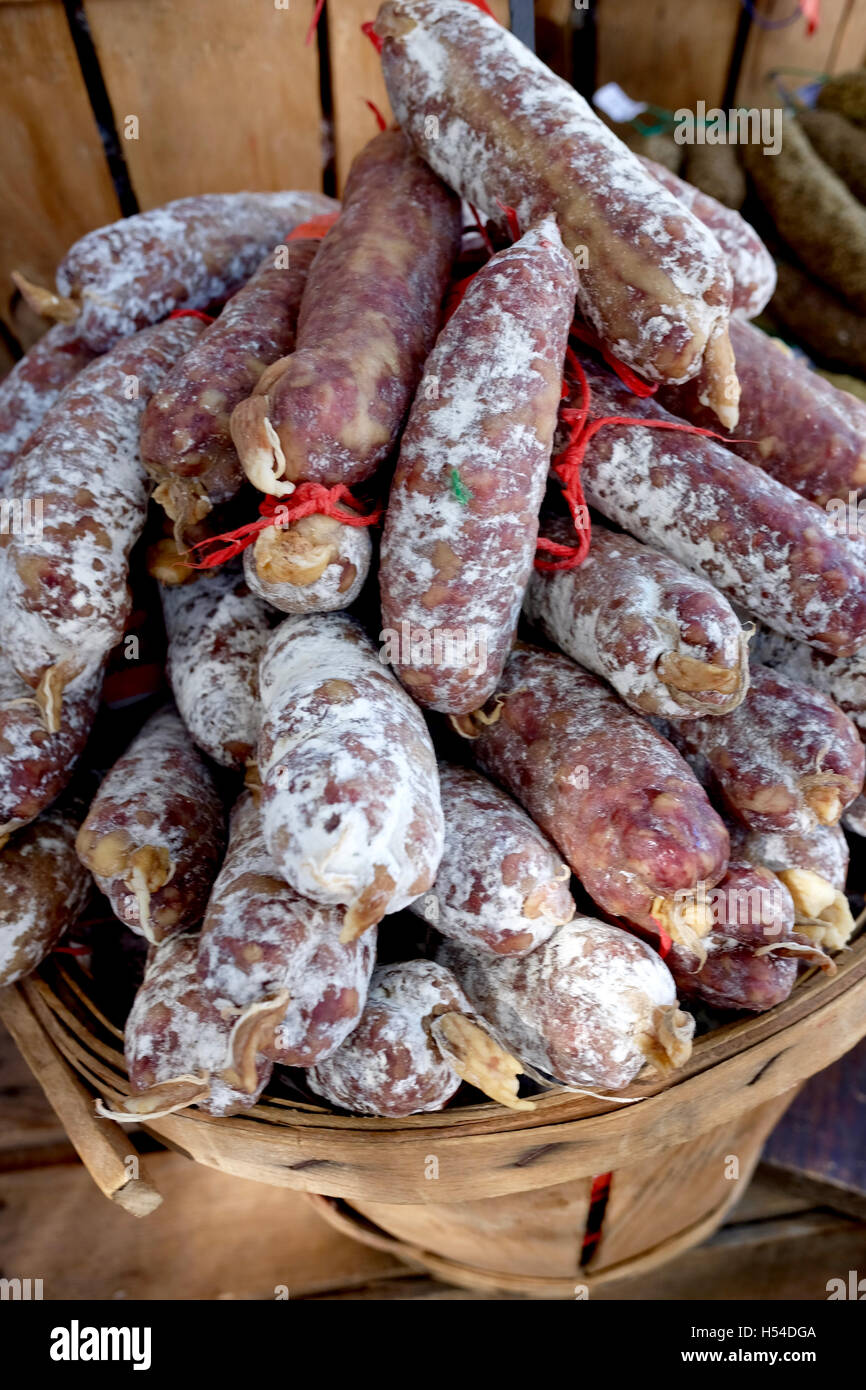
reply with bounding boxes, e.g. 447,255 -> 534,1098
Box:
763,1035 -> 866,1200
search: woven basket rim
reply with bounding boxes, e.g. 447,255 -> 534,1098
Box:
28,926 -> 866,1139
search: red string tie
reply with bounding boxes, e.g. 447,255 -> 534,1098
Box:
536,346 -> 755,572
184,483 -> 383,571
580,1171 -> 613,1264
467,204 -> 495,255
306,0 -> 326,46
168,308 -> 216,325
287,212 -> 340,243
495,198 -> 521,242
653,920 -> 674,960
361,19 -> 384,53
365,99 -> 388,132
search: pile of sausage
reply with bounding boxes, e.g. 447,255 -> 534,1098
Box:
2,0 -> 864,1120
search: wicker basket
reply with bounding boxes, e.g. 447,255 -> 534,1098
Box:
306,1086 -> 795,1297
3,932 -> 865,1292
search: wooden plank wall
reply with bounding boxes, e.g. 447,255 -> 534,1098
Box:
329,0 -> 397,191
83,0 -> 323,207
0,0 -> 121,341
2,0 -> 866,356
735,0 -> 866,106
595,0 -> 744,110
595,0 -> 866,112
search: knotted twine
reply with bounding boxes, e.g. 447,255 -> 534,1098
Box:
185,485 -> 384,570
535,342 -> 749,574
437,204 -> 743,575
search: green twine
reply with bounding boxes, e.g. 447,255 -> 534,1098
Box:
630,104 -> 682,137
450,468 -> 473,505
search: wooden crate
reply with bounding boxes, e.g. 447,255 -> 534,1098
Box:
0,0 -> 122,346
595,0 -> 745,111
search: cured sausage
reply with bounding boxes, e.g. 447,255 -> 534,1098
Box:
375,0 -> 738,424
141,239 -> 319,532
0,325 -> 96,483
379,220 -> 576,713
0,317 -> 204,732
0,649 -> 102,846
307,959 -> 532,1115
197,792 -> 376,1072
118,933 -> 273,1118
729,821 -> 849,894
525,517 -> 750,718
437,918 -> 694,1092
14,191 -> 337,352
231,131 -> 461,495
769,259 -> 866,378
663,861 -> 806,1014
743,114 -> 866,314
458,643 -> 730,944
658,663 -> 865,834
410,763 -> 574,956
257,612 -> 444,938
798,107 -> 866,206
0,809 -> 90,987
161,564 -> 274,771
574,355 -> 866,658
76,707 -> 225,943
843,792 -> 866,837
752,624 -> 866,738
243,507 -> 372,615
727,820 -> 854,950
657,317 -> 866,508
640,158 -> 776,319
